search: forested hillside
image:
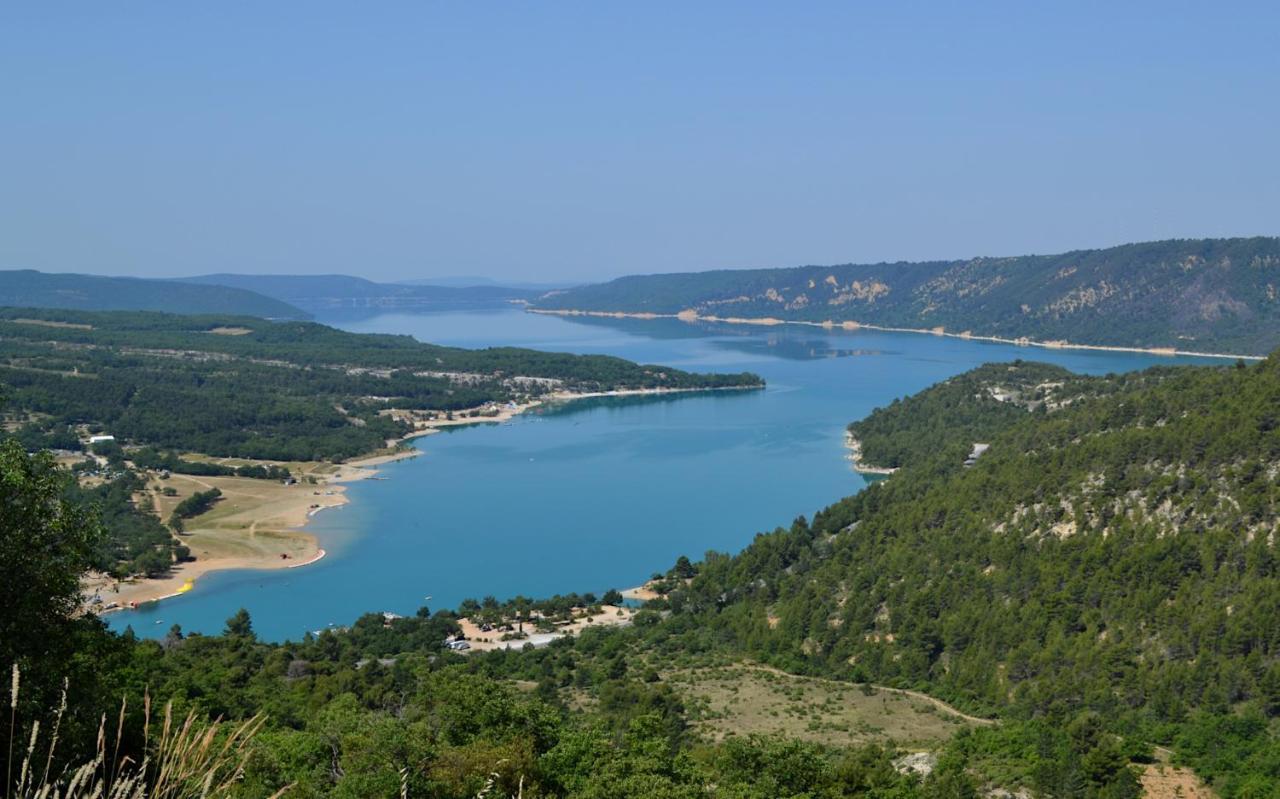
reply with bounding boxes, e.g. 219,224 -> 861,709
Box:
637,355 -> 1280,794
0,269 -> 309,319
0,308 -> 762,460
6,354 -> 1280,797
843,361 -> 1191,471
533,237 -> 1280,355
180,273 -> 537,311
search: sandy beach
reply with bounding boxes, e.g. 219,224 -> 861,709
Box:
621,583 -> 664,602
85,448 -> 419,612
84,547 -> 330,613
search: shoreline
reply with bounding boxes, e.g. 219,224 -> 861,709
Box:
88,450 -> 420,615
93,384 -> 760,615
621,584 -> 663,602
528,308 -> 1266,362
843,433 -> 897,476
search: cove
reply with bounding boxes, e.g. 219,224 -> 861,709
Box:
109,309 -> 1224,641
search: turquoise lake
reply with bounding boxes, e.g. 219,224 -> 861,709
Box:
109,309 -> 1224,641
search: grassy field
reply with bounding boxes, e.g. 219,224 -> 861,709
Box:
564,658 -> 984,748
148,470 -> 324,563
661,663 -> 982,748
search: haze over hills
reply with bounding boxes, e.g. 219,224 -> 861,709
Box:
179,273 -> 538,312
0,269 -> 309,319
398,276 -> 575,291
533,237 -> 1280,356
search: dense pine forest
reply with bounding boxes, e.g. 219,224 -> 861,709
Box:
3,350 -> 1279,796
532,237 -> 1280,355
642,354 -> 1280,794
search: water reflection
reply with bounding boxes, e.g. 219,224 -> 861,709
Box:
528,313 -> 898,361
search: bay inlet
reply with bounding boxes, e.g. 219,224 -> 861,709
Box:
109,308 -> 1221,641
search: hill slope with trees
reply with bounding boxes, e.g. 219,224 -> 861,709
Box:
533,237 -> 1280,355
0,269 -> 309,319
5,350 -> 1278,796
179,273 -> 538,311
639,354 -> 1280,794
0,307 -> 762,461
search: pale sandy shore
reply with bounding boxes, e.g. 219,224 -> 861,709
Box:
394,383 -> 762,440
86,548 -> 330,613
530,308 -> 1266,361
86,449 -> 420,613
621,583 -> 664,602
621,577 -> 694,602
843,433 -> 897,476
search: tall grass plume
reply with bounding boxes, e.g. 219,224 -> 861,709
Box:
4,664 -> 288,798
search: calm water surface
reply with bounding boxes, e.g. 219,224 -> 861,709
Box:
110,310 -> 1221,640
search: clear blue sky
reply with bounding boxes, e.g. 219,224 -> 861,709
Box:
2,2 -> 1277,284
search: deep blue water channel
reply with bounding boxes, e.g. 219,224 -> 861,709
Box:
110,309 -> 1221,640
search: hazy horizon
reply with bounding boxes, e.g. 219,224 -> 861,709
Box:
3,3 -> 1278,284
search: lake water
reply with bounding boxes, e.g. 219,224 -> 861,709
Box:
109,309 -> 1222,641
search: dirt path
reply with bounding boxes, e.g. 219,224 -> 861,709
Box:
1140,763 -> 1216,798
747,663 -> 996,725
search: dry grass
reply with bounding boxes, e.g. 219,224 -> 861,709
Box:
6,665 -> 286,798
661,663 -> 978,748
83,453 -> 385,609
148,472 -> 319,562
1140,762 -> 1218,799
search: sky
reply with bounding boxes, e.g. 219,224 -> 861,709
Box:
2,2 -> 1278,285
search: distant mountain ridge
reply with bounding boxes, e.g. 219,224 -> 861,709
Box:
179,273 -> 538,311
532,237 -> 1280,355
0,269 -> 308,319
